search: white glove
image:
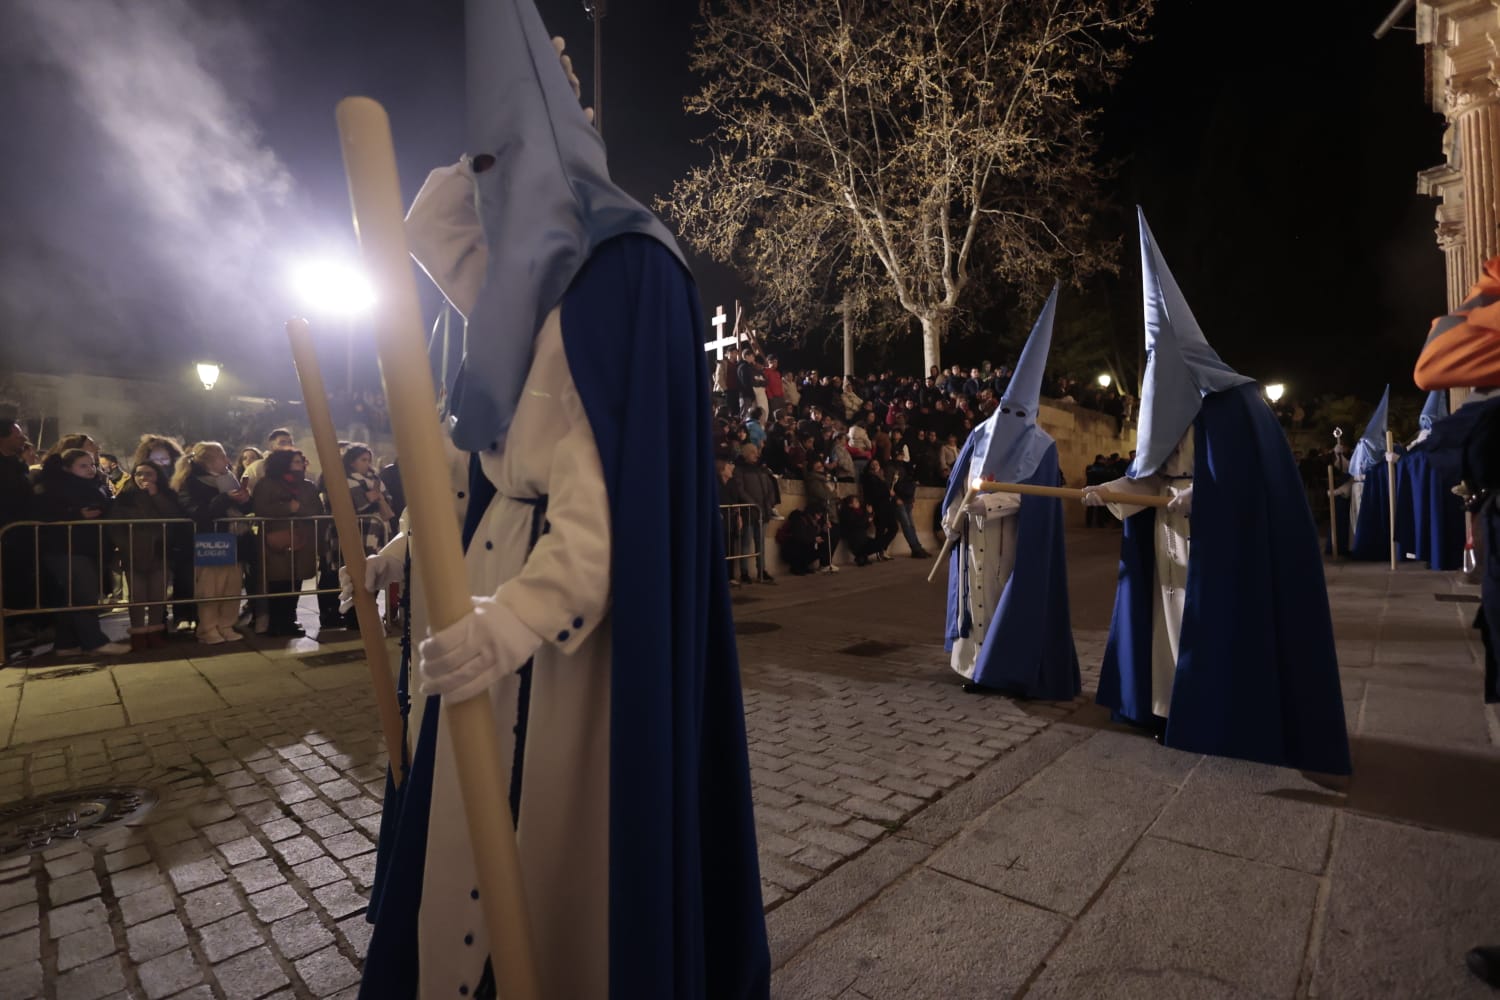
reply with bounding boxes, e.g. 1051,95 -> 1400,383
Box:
1166,485 -> 1193,517
1385,450 -> 1399,464
1083,474 -> 1163,510
418,595 -> 542,704
338,533 -> 408,613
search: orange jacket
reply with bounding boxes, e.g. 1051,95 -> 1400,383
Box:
1415,257 -> 1500,389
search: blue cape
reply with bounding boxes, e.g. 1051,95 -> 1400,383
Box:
361,236 -> 769,999
1098,383 -> 1351,774
941,436 -> 1079,700
1349,459 -> 1396,562
1399,447 -> 1464,571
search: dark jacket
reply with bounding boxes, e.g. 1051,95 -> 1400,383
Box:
251,475 -> 323,582
0,454 -> 32,529
109,486 -> 186,573
33,467 -> 113,560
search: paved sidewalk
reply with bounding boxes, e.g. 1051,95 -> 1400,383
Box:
0,531 -> 1495,998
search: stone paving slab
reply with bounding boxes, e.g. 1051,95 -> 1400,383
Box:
773,867 -> 1070,1000
926,754 -> 1175,917
1024,836 -> 1319,1000
1312,814 -> 1500,1000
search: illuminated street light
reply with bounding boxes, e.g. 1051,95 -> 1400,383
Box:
1096,373 -> 1112,389
1265,383 -> 1286,403
196,362 -> 221,391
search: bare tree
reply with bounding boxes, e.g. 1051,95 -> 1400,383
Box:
665,0 -> 1153,372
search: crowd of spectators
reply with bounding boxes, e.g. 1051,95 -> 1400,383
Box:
709,342 -> 1139,580
0,420 -> 401,660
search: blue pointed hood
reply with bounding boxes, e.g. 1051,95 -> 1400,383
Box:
1130,209 -> 1253,478
1419,388 -> 1447,431
968,285 -> 1059,485
1350,385 -> 1389,477
448,0 -> 686,452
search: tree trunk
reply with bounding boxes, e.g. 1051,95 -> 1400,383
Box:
920,314 -> 946,376
842,294 -> 855,377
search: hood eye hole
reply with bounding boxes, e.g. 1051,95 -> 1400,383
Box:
1000,407 -> 1011,414
472,153 -> 496,173
1016,409 -> 1026,418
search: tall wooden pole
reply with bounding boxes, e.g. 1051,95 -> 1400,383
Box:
335,96 -> 540,1000
1386,430 -> 1398,571
285,317 -> 403,789
1327,465 -> 1338,558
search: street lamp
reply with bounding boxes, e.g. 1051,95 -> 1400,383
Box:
195,362 -> 221,391
289,259 -> 376,393
1265,383 -> 1286,403
1096,373 -> 1112,389
583,0 -> 606,133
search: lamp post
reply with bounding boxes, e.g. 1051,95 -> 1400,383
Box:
1096,372 -> 1112,390
290,259 -> 376,394
1265,382 -> 1286,403
583,0 -> 606,133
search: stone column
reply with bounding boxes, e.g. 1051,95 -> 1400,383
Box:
1438,225 -> 1467,309
1453,84 -> 1500,278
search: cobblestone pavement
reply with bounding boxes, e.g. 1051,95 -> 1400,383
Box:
6,526 -> 1492,998
0,541 -> 1100,999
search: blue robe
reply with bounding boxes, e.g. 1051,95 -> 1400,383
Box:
941,438 -> 1079,701
360,235 -> 770,999
1349,457 -> 1397,562
1400,447 -> 1465,571
1098,383 -> 1351,775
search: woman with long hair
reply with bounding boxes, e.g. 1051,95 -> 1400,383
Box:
110,461 -> 185,650
175,442 -> 252,645
250,449 -> 323,637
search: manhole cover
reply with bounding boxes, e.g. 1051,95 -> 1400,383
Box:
839,640 -> 909,658
735,621 -> 782,635
0,787 -> 157,858
299,649 -> 367,667
1435,593 -> 1482,604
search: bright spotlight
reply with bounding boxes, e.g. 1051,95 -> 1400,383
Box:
1265,383 -> 1286,403
290,259 -> 376,317
1096,373 -> 1112,389
196,362 -> 221,391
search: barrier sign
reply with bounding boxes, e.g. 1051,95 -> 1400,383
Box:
194,533 -> 238,566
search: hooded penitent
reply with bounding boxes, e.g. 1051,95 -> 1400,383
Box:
1098,210 -> 1350,775
359,2 -> 770,997
941,285 -> 1079,700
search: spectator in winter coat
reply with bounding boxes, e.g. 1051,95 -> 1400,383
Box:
110,461 -> 186,650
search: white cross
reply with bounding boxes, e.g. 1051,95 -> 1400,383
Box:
704,305 -> 739,360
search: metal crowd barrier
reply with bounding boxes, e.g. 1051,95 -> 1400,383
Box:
720,503 -> 764,575
0,512 -> 389,663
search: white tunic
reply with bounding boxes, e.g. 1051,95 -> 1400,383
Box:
1105,436 -> 1193,719
413,309 -> 613,1000
943,490 -> 1022,680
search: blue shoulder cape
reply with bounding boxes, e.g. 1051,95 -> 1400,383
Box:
360,235 -> 770,999
1097,383 -> 1351,775
1400,447 -> 1465,571
942,443 -> 1079,700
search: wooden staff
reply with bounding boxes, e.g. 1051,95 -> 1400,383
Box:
926,478 -> 1173,583
286,317 -> 404,789
926,481 -> 977,583
1327,465 -> 1338,557
1386,429 -> 1398,571
336,96 -> 540,1000
976,480 -> 1172,507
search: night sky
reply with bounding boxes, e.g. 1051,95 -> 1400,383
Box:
0,0 -> 1448,406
